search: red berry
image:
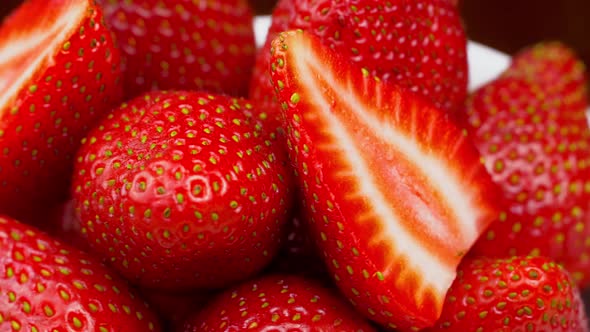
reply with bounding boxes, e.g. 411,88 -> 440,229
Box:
269,30 -> 502,330
180,274 -> 375,331
0,0 -> 122,222
98,0 -> 256,99
429,256 -> 589,332
0,215 -> 161,331
72,90 -> 292,290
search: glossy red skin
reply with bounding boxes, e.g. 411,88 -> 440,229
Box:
98,0 -> 256,100
181,274 -> 375,332
428,256 -> 589,332
0,215 -> 161,331
250,0 -> 468,131
465,76 -> 590,287
248,0 -> 296,133
269,31 -> 502,330
71,91 -> 292,290
0,0 -> 123,223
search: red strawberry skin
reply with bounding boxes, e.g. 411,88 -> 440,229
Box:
72,91 -> 292,290
429,256 -> 589,332
250,0 -> 468,130
180,274 -> 376,331
98,0 -> 256,99
0,0 -> 123,223
464,44 -> 590,287
0,215 -> 161,331
269,30 -> 502,330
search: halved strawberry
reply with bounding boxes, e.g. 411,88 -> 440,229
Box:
0,0 -> 122,223
269,30 -> 502,330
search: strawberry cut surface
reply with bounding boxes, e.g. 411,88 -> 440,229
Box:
0,0 -> 123,223
0,0 -> 84,104
269,30 -> 502,330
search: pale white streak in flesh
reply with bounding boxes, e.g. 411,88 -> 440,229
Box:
0,4 -> 86,108
291,42 -> 454,301
309,53 -> 482,246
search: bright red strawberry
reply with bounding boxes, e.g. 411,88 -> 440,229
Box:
269,30 -> 502,330
72,91 -> 292,290
98,0 -> 256,99
0,0 -> 122,223
464,74 -> 590,285
250,0 -> 468,133
180,274 -> 376,331
428,256 -> 589,331
501,42 -> 589,112
0,215 -> 161,331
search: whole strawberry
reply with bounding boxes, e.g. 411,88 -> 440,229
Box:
464,44 -> 590,287
429,256 -> 589,331
501,42 -> 588,110
98,0 -> 256,99
0,215 -> 161,331
250,0 -> 468,132
72,91 -> 292,290
269,30 -> 502,330
180,274 -> 376,331
0,0 -> 122,223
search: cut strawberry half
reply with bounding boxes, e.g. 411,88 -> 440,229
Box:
0,0 -> 86,107
0,0 -> 122,223
269,30 -> 502,330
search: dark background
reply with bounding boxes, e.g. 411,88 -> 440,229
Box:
1,0 -> 588,68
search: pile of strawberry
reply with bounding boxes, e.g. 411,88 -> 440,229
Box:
0,0 -> 589,331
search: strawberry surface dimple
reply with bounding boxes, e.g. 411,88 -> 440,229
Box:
72,90 -> 292,290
